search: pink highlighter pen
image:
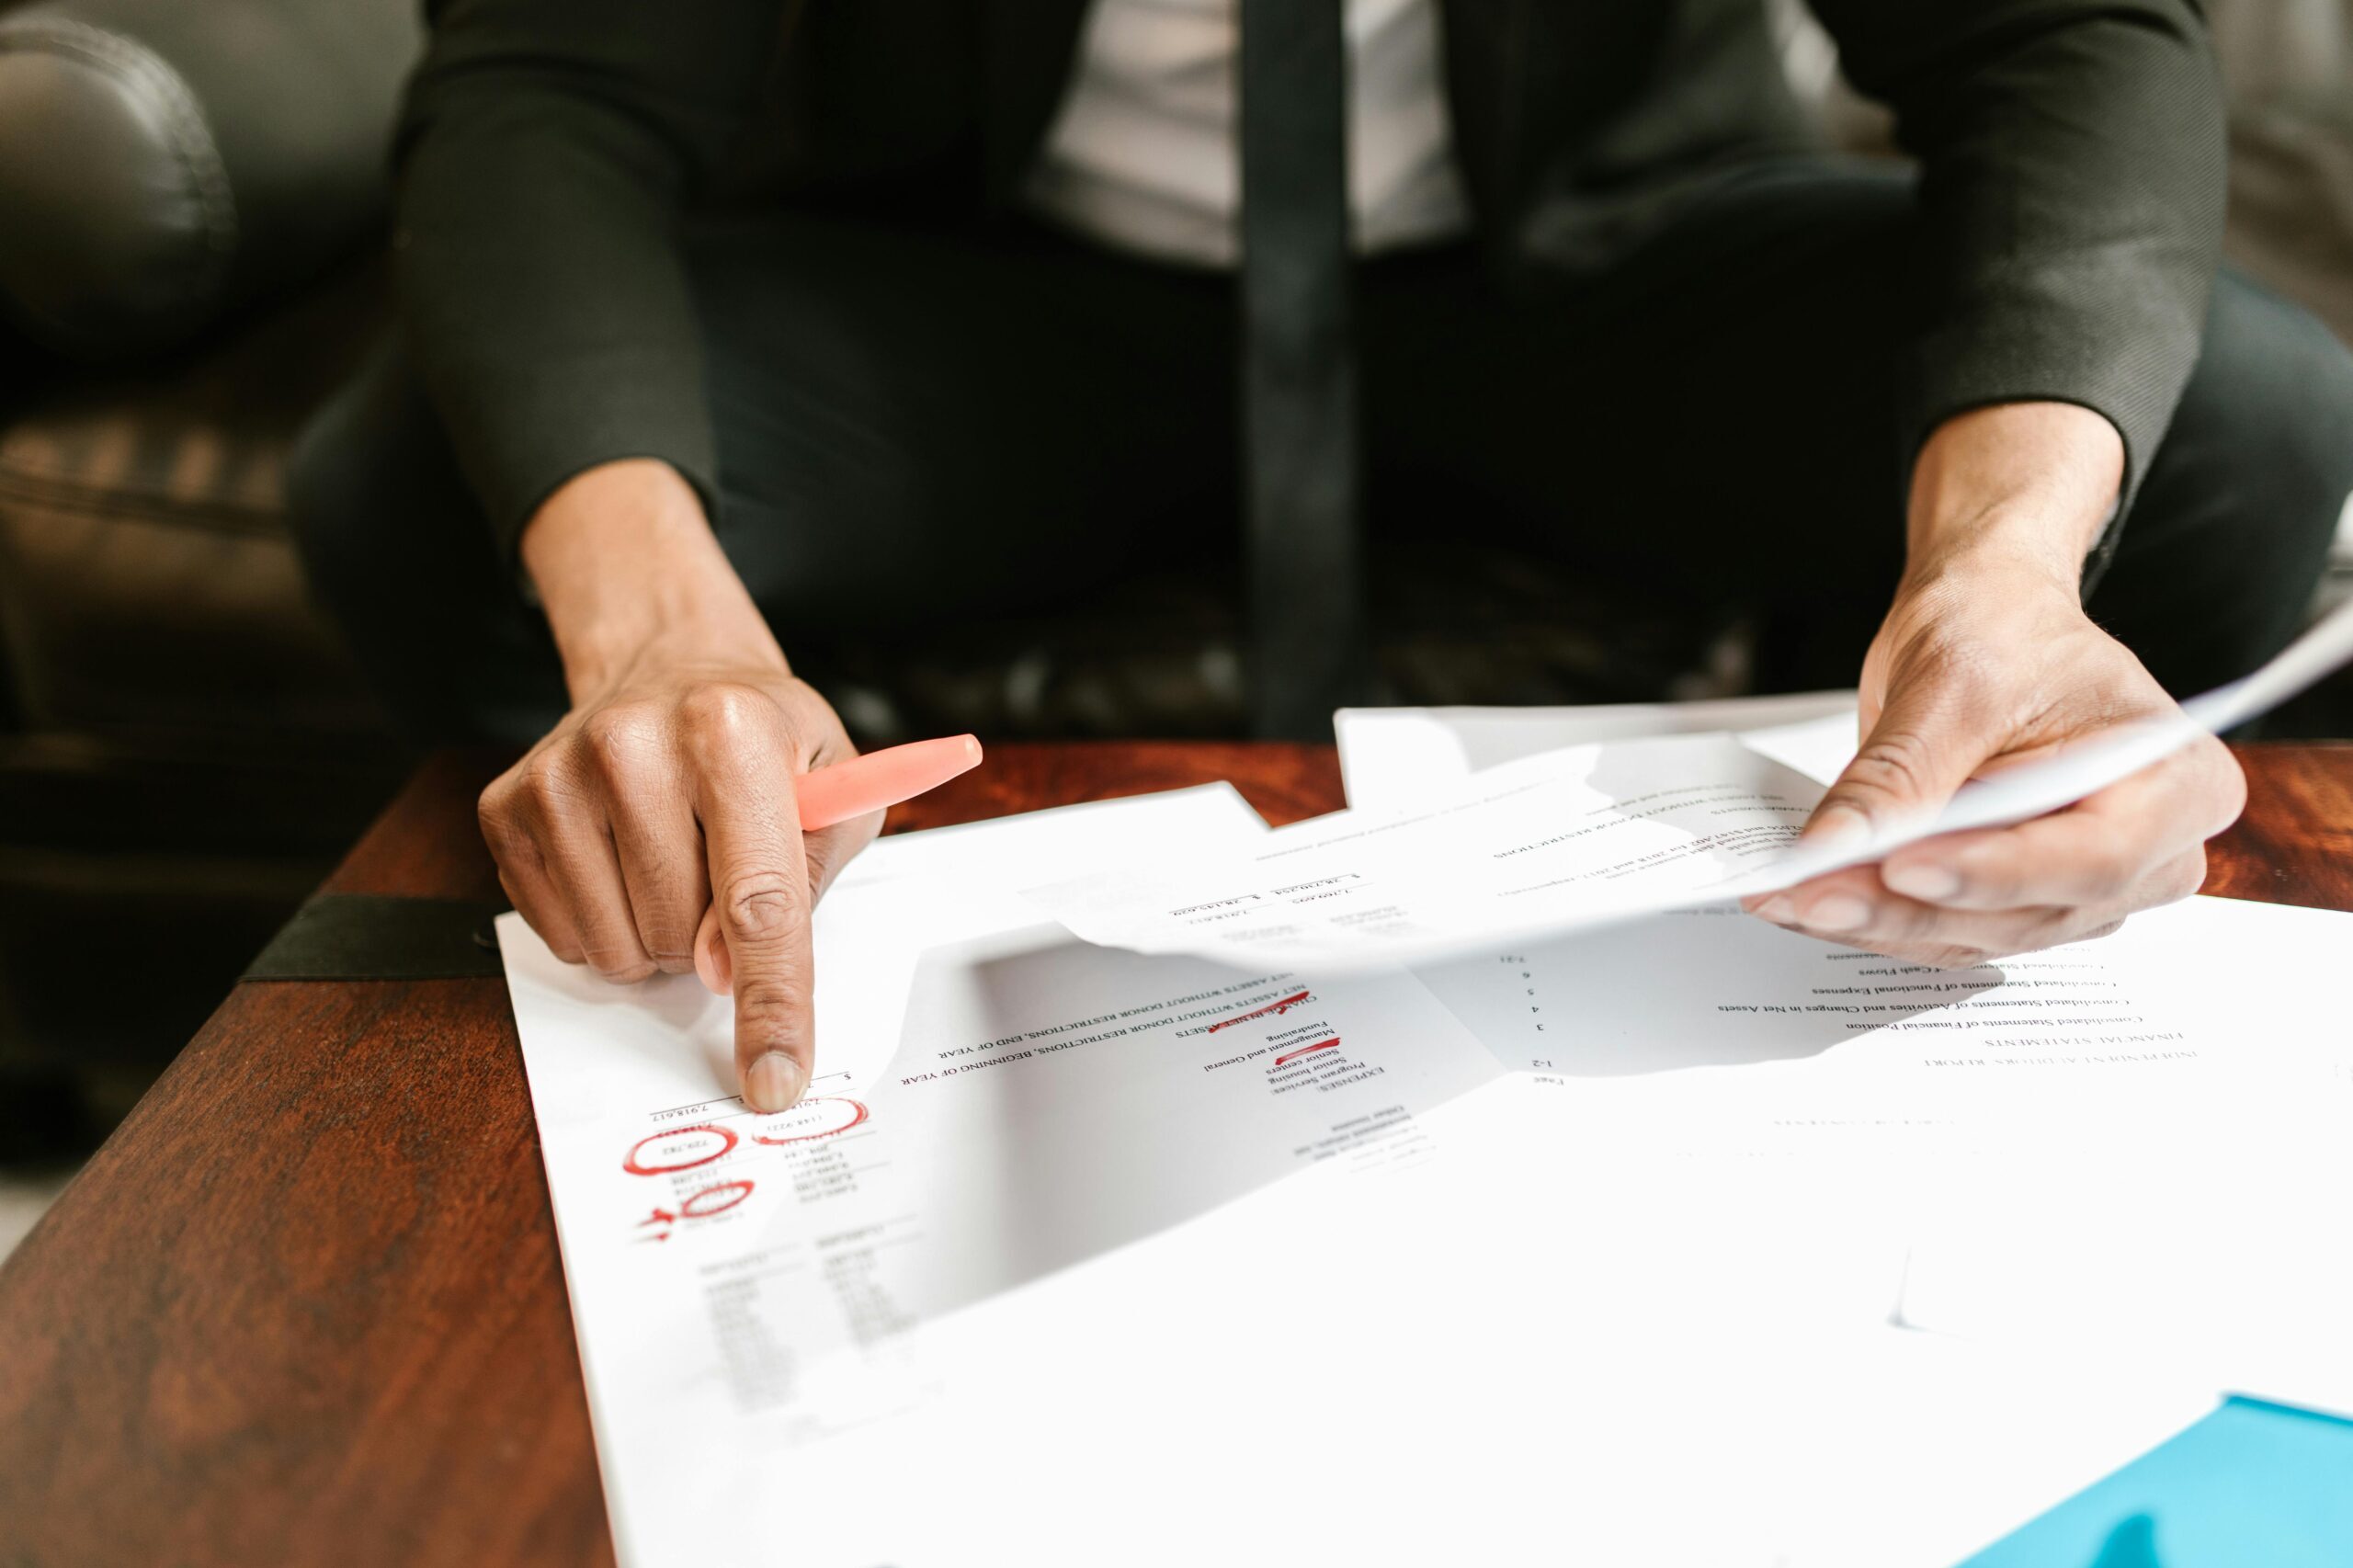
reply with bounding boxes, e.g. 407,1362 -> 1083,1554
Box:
694,733 -> 983,992
793,733 -> 983,831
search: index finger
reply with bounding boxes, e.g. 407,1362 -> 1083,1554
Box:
687,687 -> 818,1113
689,809 -> 882,998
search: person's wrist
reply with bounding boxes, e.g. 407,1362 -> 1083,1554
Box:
520,460 -> 784,701
557,559 -> 785,704
1897,513 -> 2089,613
1904,402 -> 2121,599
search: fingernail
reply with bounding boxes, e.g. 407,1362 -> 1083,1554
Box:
1802,894 -> 1871,933
1883,862 -> 1961,902
1750,895 -> 1796,924
745,1051 -> 806,1112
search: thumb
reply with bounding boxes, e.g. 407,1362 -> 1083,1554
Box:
693,904 -> 731,995
1806,681 -> 1990,853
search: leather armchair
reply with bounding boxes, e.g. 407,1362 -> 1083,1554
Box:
0,0 -> 415,355
0,0 -> 417,1115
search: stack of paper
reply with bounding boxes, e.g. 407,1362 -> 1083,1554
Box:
501,603 -> 2353,1565
498,714 -> 2353,1566
1033,600 -> 2353,973
1031,730 -> 1839,968
1333,689 -> 1860,811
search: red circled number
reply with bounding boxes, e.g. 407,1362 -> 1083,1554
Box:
622,1123 -> 739,1176
748,1097 -> 870,1146
679,1180 -> 755,1219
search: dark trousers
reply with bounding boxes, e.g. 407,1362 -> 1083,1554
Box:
291,162 -> 2353,744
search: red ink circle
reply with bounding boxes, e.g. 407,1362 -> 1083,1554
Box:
622,1123 -> 739,1175
680,1180 -> 755,1218
748,1096 -> 870,1146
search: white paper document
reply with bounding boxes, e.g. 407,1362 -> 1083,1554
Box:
1032,731 -> 1836,969
673,926 -> 1505,1453
504,775 -> 2352,1566
1889,903 -> 2353,1419
1038,600 -> 2353,972
1412,894 -> 2347,1155
503,786 -> 1606,1567
1339,597 -> 2353,820
1420,896 -> 2261,1089
1899,1118 -> 2353,1423
1334,689 -> 1859,811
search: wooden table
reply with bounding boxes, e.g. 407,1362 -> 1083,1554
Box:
2,741 -> 2347,1567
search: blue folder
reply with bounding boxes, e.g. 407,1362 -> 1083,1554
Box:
1957,1397 -> 2353,1567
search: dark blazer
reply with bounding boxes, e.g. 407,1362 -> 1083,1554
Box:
392,0 -> 2225,555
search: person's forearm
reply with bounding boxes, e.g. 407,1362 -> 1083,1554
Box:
1813,0 -> 2222,518
519,459 -> 785,701
394,0 -> 779,551
1903,402 -> 2125,597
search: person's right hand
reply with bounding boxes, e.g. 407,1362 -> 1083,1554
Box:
480,460 -> 881,1112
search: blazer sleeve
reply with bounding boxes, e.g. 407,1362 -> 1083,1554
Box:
1805,0 -> 2226,534
392,0 -> 779,556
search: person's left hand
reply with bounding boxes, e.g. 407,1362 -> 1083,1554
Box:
1741,556 -> 2245,967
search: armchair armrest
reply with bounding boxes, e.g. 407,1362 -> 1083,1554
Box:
0,0 -> 419,358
